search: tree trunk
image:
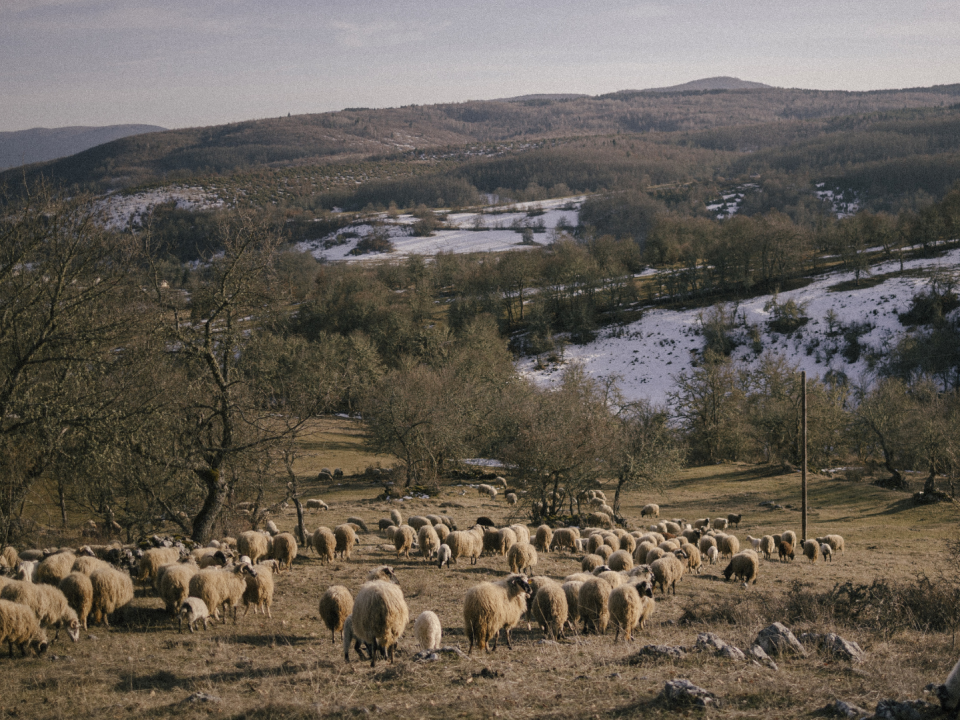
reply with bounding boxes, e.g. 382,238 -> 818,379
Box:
192,468 -> 228,543
294,498 -> 307,546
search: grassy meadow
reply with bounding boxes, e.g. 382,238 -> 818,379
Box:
4,417 -> 960,720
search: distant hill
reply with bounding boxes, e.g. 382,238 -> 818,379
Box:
0,124 -> 166,172
5,82 -> 960,194
644,76 -> 773,93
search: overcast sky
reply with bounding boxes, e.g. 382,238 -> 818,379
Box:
2,0 -> 958,132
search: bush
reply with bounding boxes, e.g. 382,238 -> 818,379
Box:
765,296 -> 809,335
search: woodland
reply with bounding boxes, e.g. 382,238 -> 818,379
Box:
1,83 -> 960,545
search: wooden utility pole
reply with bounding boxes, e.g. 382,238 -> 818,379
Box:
801,370 -> 808,543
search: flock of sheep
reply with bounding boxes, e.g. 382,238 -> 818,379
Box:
0,482 -> 847,677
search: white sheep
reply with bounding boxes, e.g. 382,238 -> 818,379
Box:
305,499 -> 328,511
59,572 -> 93,630
477,484 -> 497,499
549,528 -> 578,553
179,597 -> 212,633
802,539 -> 821,563
820,543 -> 833,562
706,546 -> 719,565
507,543 -> 538,575
609,579 -> 656,642
417,524 -> 440,561
414,610 -> 442,651
759,535 -> 775,560
816,534 -> 845,555
607,550 -> 634,573
389,508 -> 403,526
350,580 -> 409,667
640,504 -> 659,518
188,564 -> 252,623
463,574 -> 531,653
746,535 -> 762,552
89,566 -> 134,627
319,585 -> 353,643
1,546 -> 18,568
237,531 -> 271,564
265,520 -> 280,536
0,599 -> 48,657
534,525 -> 553,553
242,563 -> 275,618
651,554 -> 685,595
433,523 -> 451,543
509,524 -> 530,545
138,547 -> 182,584
270,533 -> 298,572
334,524 -> 359,560
158,561 -> 199,615
436,544 -> 452,569
531,580 -> 568,640
505,493 -> 517,506
36,551 -> 77,586
723,551 -> 759,585
929,656 -> 960,717
311,527 -> 336,564
719,534 -> 740,558
1,579 -> 81,642
446,529 -> 482,565
579,577 -> 612,634
394,525 -> 417,560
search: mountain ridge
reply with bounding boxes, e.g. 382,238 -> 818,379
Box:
0,124 -> 166,172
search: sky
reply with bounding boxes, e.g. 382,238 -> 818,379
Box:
2,0 -> 959,132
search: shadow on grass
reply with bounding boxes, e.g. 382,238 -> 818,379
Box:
117,659 -> 316,693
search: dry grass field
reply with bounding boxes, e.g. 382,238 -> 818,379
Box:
4,418 -> 960,719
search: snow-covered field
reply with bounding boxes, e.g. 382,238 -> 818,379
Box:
96,187 -> 225,230
296,197 -> 583,262
519,247 -> 960,407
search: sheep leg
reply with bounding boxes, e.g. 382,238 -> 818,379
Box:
369,638 -> 379,668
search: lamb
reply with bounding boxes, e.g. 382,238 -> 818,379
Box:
334,524 -> 359,560
138,547 -> 182,584
394,525 -> 417,560
242,564 -> 274,618
719,534 -> 740,558
609,580 -> 656,642
311,527 -> 336,564
727,513 -> 743,528
350,579 -> 409,667
158,561 -> 198,615
1,580 -> 81,642
270,533 -> 298,572
549,528 -> 579,553
0,599 -> 48,657
778,541 -> 795,562
534,525 -> 553,553
505,493 -> 517,506
759,535 -> 776,560
414,610 -> 442,651
746,535 -> 762,552
420,537 -> 444,571
319,585 -> 353,643
640,504 -> 660,518
417,524 -> 441,561
477,484 -> 497,498
607,550 -> 634,573
390,509 -> 403,526
89,566 -> 134,627
651,554 -> 685,595
305,499 -> 328,511
723,551 -> 759,585
237,531 -> 271,564
816,534 -> 845,555
188,564 -> 252,623
531,580 -> 568,640
820,543 -> 833,562
706,546 -> 719,565
36,551 -> 77,586
59,572 -> 93,630
507,543 -> 538,575
579,577 -> 612,634
179,597 -> 212,633
802,539 -> 821,563
463,574 -> 531,654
